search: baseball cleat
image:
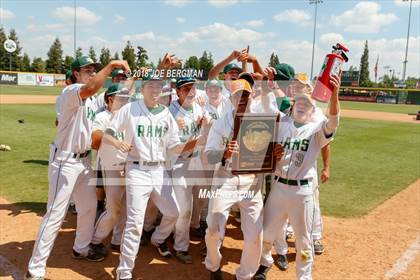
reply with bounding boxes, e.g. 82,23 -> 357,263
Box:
234,211 -> 241,223
176,250 -> 193,264
153,241 -> 172,258
24,271 -> 44,280
69,203 -> 77,215
254,265 -> 270,280
110,243 -> 121,252
90,243 -> 108,256
275,254 -> 288,271
313,239 -> 324,255
191,226 -> 206,238
210,268 -> 223,280
140,229 -> 154,246
72,248 -> 105,262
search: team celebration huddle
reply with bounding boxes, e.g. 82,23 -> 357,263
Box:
24,47 -> 342,280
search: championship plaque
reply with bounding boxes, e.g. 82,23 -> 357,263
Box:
232,113 -> 279,174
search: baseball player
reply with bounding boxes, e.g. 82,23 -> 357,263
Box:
94,68 -> 129,218
190,79 -> 230,238
204,76 -> 283,280
169,76 -> 210,263
56,70 -> 77,215
24,57 -> 130,280
95,68 -> 128,112
208,49 -> 247,98
255,74 -> 342,280
90,84 -> 130,254
103,75 -> 198,280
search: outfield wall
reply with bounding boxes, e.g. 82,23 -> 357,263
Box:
0,70 -> 65,87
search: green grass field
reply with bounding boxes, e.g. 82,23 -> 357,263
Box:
340,100 -> 420,114
0,85 -> 62,96
0,104 -> 419,217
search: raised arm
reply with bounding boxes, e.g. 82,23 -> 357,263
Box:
80,60 -> 130,100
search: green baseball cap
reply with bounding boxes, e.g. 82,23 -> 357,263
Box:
274,63 -> 295,81
65,70 -> 72,80
223,63 -> 242,74
205,79 -> 222,89
176,76 -> 196,89
111,68 -> 127,78
71,56 -> 102,71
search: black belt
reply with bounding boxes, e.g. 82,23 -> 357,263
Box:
72,150 -> 91,159
274,175 -> 308,186
133,161 -> 166,166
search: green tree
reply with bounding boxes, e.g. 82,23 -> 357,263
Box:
75,47 -> 83,58
136,46 -> 149,68
198,51 -> 214,79
46,38 -> 63,73
21,53 -> 31,71
378,74 -> 395,88
31,57 -> 46,72
0,27 -> 8,70
99,47 -> 111,66
405,77 -> 419,89
122,41 -> 136,70
88,46 -> 97,62
63,55 -> 74,71
184,56 -> 199,70
268,52 -> 280,67
359,40 -> 371,87
7,29 -> 22,71
113,51 -> 120,60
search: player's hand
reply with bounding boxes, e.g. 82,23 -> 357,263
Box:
321,167 -> 330,183
274,143 -> 284,159
159,53 -> 182,69
230,50 -> 242,60
224,140 -> 239,159
176,117 -> 186,129
117,141 -> 132,152
196,95 -> 206,107
109,60 -> 131,72
263,67 -> 277,80
329,74 -> 341,96
237,46 -> 250,62
251,72 -> 264,81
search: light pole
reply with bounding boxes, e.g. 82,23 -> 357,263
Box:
74,0 -> 77,58
309,0 -> 323,80
402,0 -> 413,81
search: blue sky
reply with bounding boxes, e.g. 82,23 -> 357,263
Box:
1,0 -> 419,79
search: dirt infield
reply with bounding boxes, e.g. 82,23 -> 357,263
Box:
0,180 -> 418,280
341,109 -> 419,124
0,95 -> 57,104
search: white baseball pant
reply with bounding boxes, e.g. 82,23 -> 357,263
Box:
205,171 -> 263,280
91,170 -> 126,245
28,146 -> 97,278
116,164 -> 179,280
261,182 -> 315,280
171,158 -> 206,252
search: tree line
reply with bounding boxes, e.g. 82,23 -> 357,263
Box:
0,27 -> 417,88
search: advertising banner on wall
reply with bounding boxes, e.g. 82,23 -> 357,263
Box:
36,74 -> 54,86
0,71 -> 18,85
18,73 -> 37,85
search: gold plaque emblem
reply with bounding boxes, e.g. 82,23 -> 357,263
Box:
242,121 -> 272,153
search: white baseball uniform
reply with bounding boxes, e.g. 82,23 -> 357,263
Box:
27,84 -> 98,278
109,100 -> 181,280
94,91 -> 106,113
190,96 -> 232,230
204,105 -> 265,280
168,100 -> 207,252
91,109 -> 127,247
261,112 -> 339,280
273,107 -> 327,255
